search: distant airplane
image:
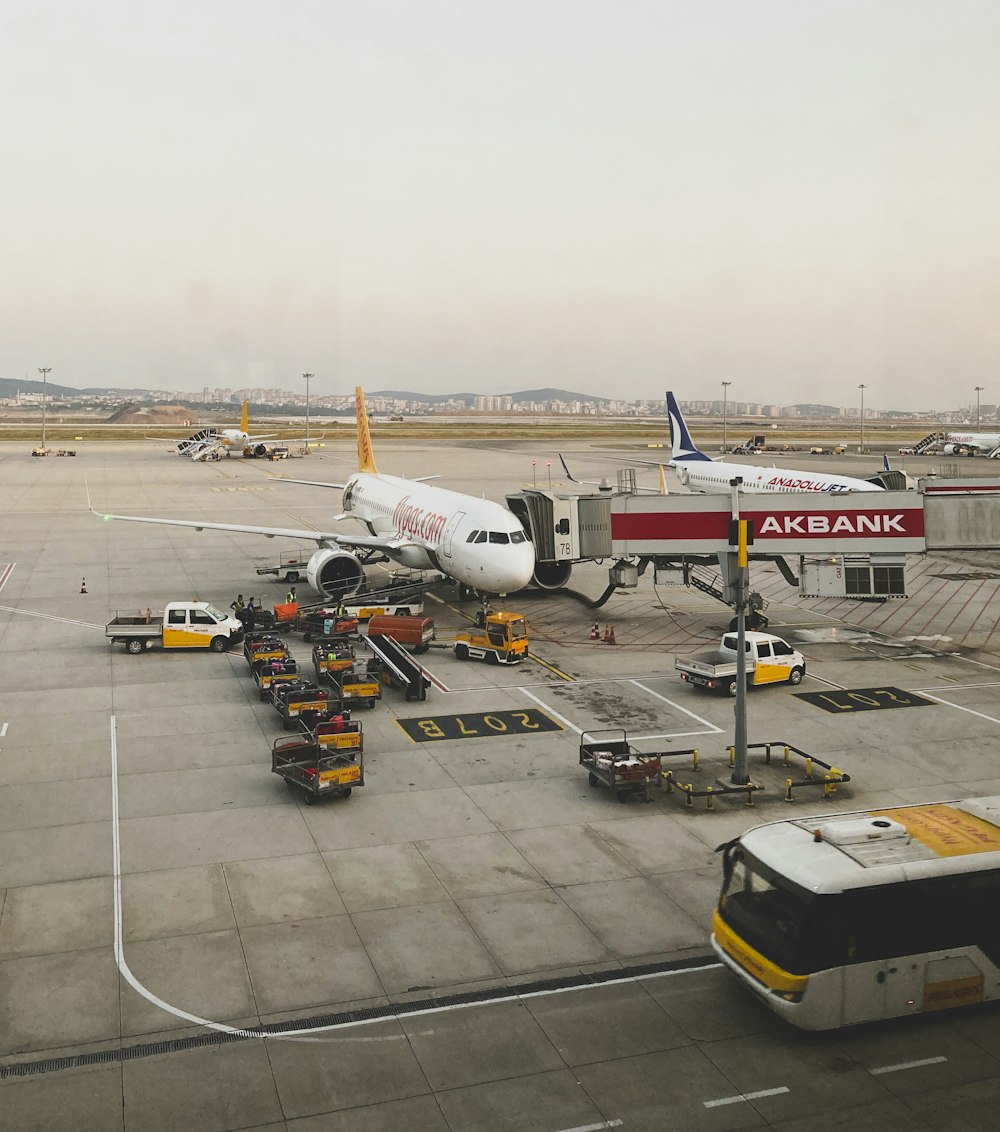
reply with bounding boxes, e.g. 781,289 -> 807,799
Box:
148,401 -> 278,460
665,392 -> 886,494
102,387 -> 536,597
941,430 -> 1000,457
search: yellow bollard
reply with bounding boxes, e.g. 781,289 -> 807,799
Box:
727,745 -> 735,768
824,772 -> 838,798
783,744 -> 791,766
692,749 -> 700,772
764,743 -> 772,765
805,757 -> 813,779
706,785 -> 714,811
685,784 -> 694,808
785,778 -> 794,802
746,787 -> 755,807
663,769 -> 673,794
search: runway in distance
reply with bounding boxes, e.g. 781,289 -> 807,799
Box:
100,387 -> 536,598
665,392 -> 887,495
148,401 -> 278,460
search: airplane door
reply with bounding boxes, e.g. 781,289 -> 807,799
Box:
440,512 -> 465,559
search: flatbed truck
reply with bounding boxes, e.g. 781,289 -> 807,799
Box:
106,602 -> 243,654
675,632 -> 806,695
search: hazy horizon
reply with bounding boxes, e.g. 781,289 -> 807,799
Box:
3,1 -> 998,410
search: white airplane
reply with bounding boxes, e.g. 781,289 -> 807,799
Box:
101,387 -> 536,597
149,402 -> 278,460
941,430 -> 1000,457
665,392 -> 886,494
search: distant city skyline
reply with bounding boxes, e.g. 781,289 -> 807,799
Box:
3,2 -> 999,410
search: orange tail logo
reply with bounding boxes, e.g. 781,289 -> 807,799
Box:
240,400 -> 249,434
356,386 -> 379,473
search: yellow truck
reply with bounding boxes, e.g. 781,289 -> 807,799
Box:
454,611 -> 528,665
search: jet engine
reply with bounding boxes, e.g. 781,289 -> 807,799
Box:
307,548 -> 366,598
942,443 -> 963,455
532,561 -> 573,590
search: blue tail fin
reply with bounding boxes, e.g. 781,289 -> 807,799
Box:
666,392 -> 712,462
883,454 -> 891,472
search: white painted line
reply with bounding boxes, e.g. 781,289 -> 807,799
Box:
629,681 -> 724,733
628,730 -> 720,742
0,722 -> 7,738
521,687 -> 583,735
916,692 -> 1000,726
555,1121 -> 623,1132
704,1086 -> 789,1108
915,683 -> 1000,692
0,563 -> 14,593
109,713 -> 721,1041
870,1056 -> 947,1075
0,603 -> 104,630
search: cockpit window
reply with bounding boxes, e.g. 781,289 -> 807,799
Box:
466,530 -> 480,543
489,532 -> 510,544
510,530 -> 526,544
475,531 -> 488,544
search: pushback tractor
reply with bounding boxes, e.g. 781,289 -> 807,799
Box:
712,797 -> 1000,1030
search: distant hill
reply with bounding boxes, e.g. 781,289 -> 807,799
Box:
0,377 -> 151,398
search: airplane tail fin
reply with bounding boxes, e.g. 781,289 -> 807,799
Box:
240,400 -> 249,434
356,387 -> 379,474
665,392 -> 712,462
883,454 -> 891,472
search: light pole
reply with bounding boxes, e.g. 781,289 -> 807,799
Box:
721,381 -> 731,453
858,383 -> 866,453
302,373 -> 314,452
37,368 -> 51,449
975,386 -> 984,430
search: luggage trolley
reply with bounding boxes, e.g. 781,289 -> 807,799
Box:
271,735 -> 363,805
579,729 -> 663,803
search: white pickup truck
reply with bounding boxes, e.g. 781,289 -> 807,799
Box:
675,632 -> 806,696
106,602 -> 244,654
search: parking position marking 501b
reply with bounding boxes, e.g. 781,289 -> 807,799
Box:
795,687 -> 934,714
397,709 -> 562,743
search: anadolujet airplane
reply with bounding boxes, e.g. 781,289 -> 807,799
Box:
665,392 -> 889,494
149,401 -> 278,460
102,387 -> 536,597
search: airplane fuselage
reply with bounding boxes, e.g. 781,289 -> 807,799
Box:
676,459 -> 883,494
343,472 -> 535,594
945,432 -> 1000,453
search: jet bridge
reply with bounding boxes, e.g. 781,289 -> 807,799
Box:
510,471 -> 1000,603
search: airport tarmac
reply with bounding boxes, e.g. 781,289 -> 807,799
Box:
1,438 -> 999,1131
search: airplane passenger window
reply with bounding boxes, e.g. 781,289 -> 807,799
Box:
475,531 -> 488,543
489,532 -> 510,544
510,531 -> 526,543
467,531 -> 480,543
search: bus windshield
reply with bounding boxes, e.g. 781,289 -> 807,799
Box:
720,847 -> 814,973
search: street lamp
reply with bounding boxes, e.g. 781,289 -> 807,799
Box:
858,384 -> 866,453
721,381 -> 732,453
302,373 -> 314,452
37,368 -> 51,449
975,386 -> 984,430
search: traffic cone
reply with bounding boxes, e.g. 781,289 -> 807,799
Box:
603,625 -> 616,645
80,577 -> 88,594
590,622 -> 600,640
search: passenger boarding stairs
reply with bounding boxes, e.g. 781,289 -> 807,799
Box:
913,431 -> 945,454
177,428 -> 218,458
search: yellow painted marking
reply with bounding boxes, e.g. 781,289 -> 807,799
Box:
869,805 -> 1000,857
527,653 -> 575,682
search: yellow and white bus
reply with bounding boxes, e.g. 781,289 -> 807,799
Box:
712,798 -> 1000,1029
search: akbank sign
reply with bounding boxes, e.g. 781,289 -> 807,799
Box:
610,492 -> 926,555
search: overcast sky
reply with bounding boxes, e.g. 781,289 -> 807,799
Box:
2,1 -> 998,408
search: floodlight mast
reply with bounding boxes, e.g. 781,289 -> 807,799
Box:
37,367 -> 51,449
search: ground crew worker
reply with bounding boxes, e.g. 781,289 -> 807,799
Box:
231,594 -> 246,612
286,585 -> 297,604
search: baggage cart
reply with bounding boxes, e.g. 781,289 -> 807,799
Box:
579,729 -> 662,803
271,736 -> 363,805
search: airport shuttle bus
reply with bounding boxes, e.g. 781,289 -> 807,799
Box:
712,798 -> 1000,1029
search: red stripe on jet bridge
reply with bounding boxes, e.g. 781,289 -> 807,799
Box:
610,508 -> 926,541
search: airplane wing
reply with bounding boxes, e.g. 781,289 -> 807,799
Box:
245,433 -> 279,442
271,476 -> 348,490
95,509 -> 410,552
558,454 -> 667,494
